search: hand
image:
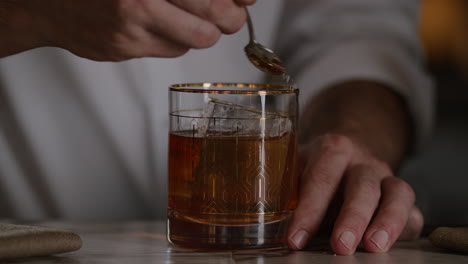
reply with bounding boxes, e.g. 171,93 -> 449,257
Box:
1,0 -> 255,60
287,133 -> 424,255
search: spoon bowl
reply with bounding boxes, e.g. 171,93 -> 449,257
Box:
244,8 -> 286,75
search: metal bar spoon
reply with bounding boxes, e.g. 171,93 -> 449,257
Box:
244,8 -> 286,75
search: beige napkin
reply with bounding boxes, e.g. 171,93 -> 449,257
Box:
0,223 -> 82,259
429,227 -> 468,254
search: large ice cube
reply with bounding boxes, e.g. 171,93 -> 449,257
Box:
198,97 -> 292,138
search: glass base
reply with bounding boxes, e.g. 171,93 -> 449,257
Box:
167,210 -> 291,250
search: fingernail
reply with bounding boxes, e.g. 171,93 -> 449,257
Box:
370,230 -> 389,251
291,230 -> 309,249
339,231 -> 355,250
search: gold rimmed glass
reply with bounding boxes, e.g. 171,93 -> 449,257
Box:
167,83 -> 299,250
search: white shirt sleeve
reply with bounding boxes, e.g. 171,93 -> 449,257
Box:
274,0 -> 434,150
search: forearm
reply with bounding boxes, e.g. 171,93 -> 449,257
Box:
299,81 -> 411,170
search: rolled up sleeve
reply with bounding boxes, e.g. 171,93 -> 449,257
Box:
274,0 -> 434,150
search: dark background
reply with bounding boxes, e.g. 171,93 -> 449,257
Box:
401,0 -> 468,227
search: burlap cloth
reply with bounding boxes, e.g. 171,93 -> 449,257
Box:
429,227 -> 468,254
0,223 -> 82,259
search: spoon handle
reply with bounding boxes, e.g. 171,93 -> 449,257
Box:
245,8 -> 256,43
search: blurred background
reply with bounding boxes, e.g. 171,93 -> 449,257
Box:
401,0 -> 468,228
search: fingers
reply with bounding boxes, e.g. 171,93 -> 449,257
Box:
330,165 -> 385,255
288,135 -> 353,250
362,177 -> 416,252
169,0 -> 247,34
30,0 -> 251,60
398,206 -> 424,240
289,134 -> 419,255
148,1 -> 222,49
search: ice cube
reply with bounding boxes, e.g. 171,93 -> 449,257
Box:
198,97 -> 291,137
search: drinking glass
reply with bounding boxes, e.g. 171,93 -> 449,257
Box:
167,83 -> 298,249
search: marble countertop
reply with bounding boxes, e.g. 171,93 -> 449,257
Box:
3,221 -> 468,264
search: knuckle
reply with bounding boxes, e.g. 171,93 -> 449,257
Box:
340,207 -> 370,230
359,178 -> 381,201
207,0 -> 245,34
223,14 -> 246,34
192,23 -> 221,48
349,166 -> 381,193
387,177 -> 415,202
319,134 -> 354,155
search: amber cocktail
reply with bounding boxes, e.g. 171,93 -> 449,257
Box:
167,83 -> 298,249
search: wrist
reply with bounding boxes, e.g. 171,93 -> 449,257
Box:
299,81 -> 411,170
